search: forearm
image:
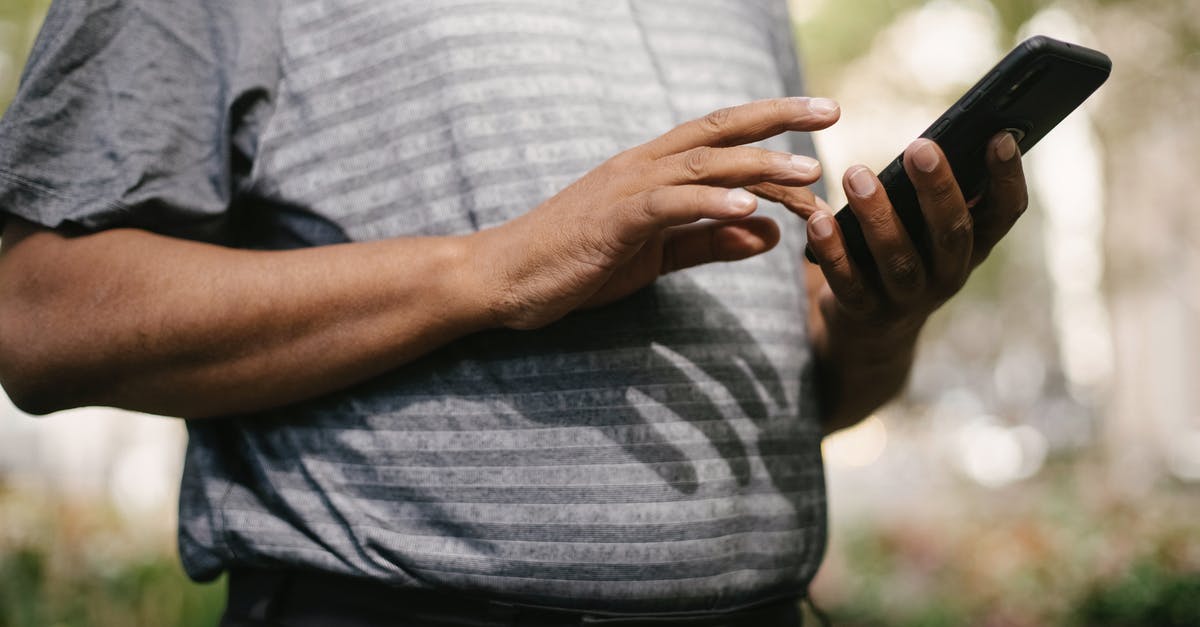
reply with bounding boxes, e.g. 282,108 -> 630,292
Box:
0,99 -> 843,419
806,264 -> 921,434
0,218 -> 493,417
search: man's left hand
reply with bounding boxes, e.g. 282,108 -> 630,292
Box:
756,131 -> 1028,431
805,131 -> 1027,345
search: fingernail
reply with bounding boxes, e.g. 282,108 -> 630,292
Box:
808,98 -> 839,115
848,167 -> 876,197
791,155 -> 821,176
810,211 -> 834,239
726,188 -> 757,213
912,141 -> 939,173
997,133 -> 1018,161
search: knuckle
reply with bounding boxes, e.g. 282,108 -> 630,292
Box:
681,147 -> 712,180
818,240 -> 851,273
929,178 -> 960,206
860,207 -> 895,232
884,252 -> 924,290
825,261 -> 869,310
791,188 -> 818,213
629,190 -> 661,227
824,250 -> 849,275
591,219 -> 635,259
764,99 -> 791,126
757,149 -> 785,175
692,186 -> 717,211
940,213 -> 974,251
700,107 -> 734,134
838,280 -> 872,312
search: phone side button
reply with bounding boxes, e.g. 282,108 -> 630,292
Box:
964,71 -> 1001,108
961,90 -> 984,109
926,118 -> 950,138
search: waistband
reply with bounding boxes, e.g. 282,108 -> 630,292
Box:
222,568 -> 806,626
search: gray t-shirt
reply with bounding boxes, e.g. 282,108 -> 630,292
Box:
0,0 -> 828,613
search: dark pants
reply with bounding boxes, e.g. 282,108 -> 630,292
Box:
220,569 -> 804,627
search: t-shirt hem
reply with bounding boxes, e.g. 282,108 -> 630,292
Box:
0,167 -> 132,233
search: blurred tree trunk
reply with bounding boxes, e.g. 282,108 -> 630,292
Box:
1091,0 -> 1200,489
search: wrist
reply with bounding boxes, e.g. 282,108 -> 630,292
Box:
824,305 -> 925,355
434,232 -> 507,333
812,310 -> 923,434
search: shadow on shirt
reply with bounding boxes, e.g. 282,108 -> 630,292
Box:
390,274 -> 810,497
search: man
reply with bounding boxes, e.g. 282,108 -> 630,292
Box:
0,1 -> 1026,625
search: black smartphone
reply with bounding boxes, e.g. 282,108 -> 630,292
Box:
804,36 -> 1112,268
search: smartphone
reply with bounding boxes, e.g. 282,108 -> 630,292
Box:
803,36 -> 1112,269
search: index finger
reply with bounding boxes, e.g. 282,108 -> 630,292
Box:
642,97 -> 840,159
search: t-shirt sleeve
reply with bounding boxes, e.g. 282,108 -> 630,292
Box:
0,0 -> 279,244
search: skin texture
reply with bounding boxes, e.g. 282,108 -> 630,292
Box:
0,97 -> 1027,434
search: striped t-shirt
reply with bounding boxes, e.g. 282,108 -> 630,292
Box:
0,0 -> 828,613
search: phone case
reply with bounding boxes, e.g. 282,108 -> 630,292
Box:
804,36 -> 1112,272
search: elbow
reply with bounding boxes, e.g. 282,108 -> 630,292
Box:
2,386 -> 60,417
0,351 -> 63,417
0,311 -> 69,417
0,223 -> 82,415
0,373 -> 60,418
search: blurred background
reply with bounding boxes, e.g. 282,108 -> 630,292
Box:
1,0 -> 1197,625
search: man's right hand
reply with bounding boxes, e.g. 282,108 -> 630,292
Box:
470,97 -> 840,330
0,98 -> 837,417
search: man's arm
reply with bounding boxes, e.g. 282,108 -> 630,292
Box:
0,218 -> 491,417
805,132 -> 1028,433
0,97 -> 840,418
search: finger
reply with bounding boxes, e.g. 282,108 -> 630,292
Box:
660,216 -> 780,274
745,182 -> 819,219
642,97 -> 840,159
902,139 -> 972,291
656,145 -> 821,187
843,165 -> 927,304
612,184 -> 759,245
805,207 -> 879,318
637,184 -> 757,229
971,132 -> 1028,266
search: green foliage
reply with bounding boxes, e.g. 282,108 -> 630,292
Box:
0,487 -> 226,627
794,0 -> 925,80
987,0 -> 1056,37
814,474 -> 1200,627
0,0 -> 50,114
0,0 -> 49,21
1072,562 -> 1200,627
0,546 -> 226,627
